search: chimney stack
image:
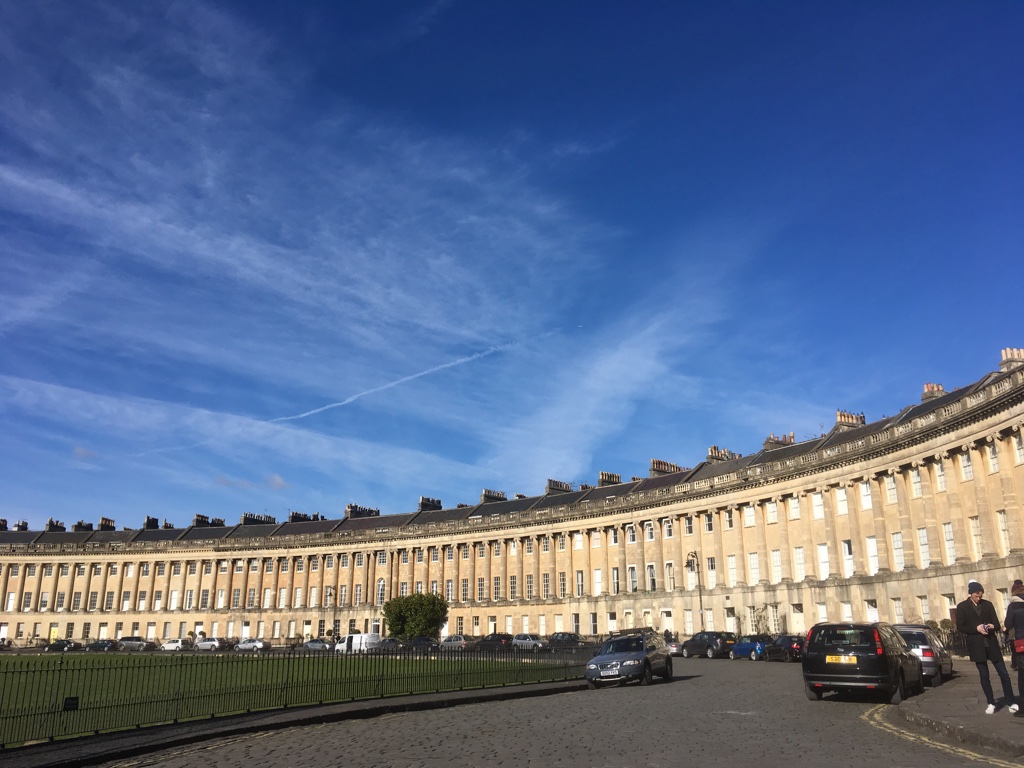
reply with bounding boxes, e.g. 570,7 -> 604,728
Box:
1000,347 -> 1024,373
921,382 -> 946,402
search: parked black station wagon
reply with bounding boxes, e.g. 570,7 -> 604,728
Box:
802,622 -> 924,703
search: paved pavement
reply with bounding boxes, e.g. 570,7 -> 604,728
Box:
6,663 -> 1024,768
896,663 -> 1024,759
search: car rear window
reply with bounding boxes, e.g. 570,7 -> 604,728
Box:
899,631 -> 928,645
808,627 -> 875,647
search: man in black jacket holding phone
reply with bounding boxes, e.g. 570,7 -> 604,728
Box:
956,580 -> 1017,715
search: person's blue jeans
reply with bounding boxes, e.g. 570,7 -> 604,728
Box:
977,659 -> 1016,706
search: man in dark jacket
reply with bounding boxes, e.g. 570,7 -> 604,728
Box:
956,581 -> 1017,714
1003,580 -> 1024,701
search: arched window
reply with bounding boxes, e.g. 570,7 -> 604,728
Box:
376,578 -> 387,606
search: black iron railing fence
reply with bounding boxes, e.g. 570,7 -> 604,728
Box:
933,628 -> 1015,658
0,648 -> 590,749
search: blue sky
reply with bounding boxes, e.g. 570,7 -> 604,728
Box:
2,1 -> 1022,531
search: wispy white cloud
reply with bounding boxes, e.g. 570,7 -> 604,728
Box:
0,1 -> 745,525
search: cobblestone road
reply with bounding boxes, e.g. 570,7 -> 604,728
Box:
92,659 -> 1012,768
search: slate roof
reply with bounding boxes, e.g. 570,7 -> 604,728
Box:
84,529 -> 135,544
581,480 -> 644,501
132,528 -> 185,542
405,506 -> 479,525
0,530 -> 40,545
179,525 -> 234,541
271,518 -> 342,537
32,530 -> 97,546
338,513 -> 417,533
227,524 -> 282,540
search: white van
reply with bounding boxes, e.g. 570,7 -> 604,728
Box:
334,633 -> 381,654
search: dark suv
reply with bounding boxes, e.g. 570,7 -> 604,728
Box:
547,632 -> 589,650
802,622 -> 924,703
680,631 -> 737,658
475,633 -> 514,651
584,628 -> 673,688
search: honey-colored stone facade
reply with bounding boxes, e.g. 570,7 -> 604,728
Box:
3,351 -> 1024,644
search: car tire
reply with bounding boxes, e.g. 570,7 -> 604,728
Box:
782,650 -> 791,663
117,644 -> 127,652
681,647 -> 690,658
662,658 -> 673,681
750,650 -> 758,661
587,678 -> 597,690
640,663 -> 653,686
930,671 -> 943,687
729,650 -> 737,660
889,674 -> 905,705
706,647 -> 715,659
805,684 -> 823,701
234,645 -> 242,652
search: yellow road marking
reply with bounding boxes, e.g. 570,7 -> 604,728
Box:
861,704 -> 1019,767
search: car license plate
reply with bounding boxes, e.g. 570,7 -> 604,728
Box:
826,655 -> 856,664
600,670 -> 617,676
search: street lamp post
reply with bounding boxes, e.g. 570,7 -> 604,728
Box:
325,586 -> 337,638
686,551 -> 704,630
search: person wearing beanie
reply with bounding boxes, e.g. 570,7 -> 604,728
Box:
957,581 -> 1017,714
1005,580 -> 1024,679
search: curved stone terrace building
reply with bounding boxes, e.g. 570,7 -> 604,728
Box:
2,348 -> 1024,645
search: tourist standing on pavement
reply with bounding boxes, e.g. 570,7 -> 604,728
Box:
1004,581 -> 1024,693
1009,579 -> 1024,672
956,581 -> 1018,714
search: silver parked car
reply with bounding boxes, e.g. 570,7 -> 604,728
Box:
439,634 -> 476,651
512,633 -> 547,651
234,638 -> 271,652
194,637 -> 230,651
303,638 -> 334,651
584,629 -> 673,688
893,624 -> 953,686
117,636 -> 157,652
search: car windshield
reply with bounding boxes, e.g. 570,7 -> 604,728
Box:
602,637 -> 644,654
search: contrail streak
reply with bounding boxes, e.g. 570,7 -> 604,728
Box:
270,344 -> 511,424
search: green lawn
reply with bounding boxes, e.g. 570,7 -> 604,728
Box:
0,650 -> 584,748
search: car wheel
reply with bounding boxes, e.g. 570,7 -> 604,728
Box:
706,647 -> 715,659
889,674 -> 906,705
681,647 -> 690,658
750,650 -> 758,661
640,663 -> 653,686
782,650 -> 791,663
729,650 -> 737,660
587,678 -> 598,690
931,670 -> 944,687
805,684 -> 823,701
117,644 -> 127,652
234,645 -> 242,652
662,658 -> 673,681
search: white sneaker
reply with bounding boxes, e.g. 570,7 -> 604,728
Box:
1010,703 -> 1020,714
985,704 -> 996,714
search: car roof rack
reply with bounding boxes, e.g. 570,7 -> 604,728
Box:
608,627 -> 658,637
